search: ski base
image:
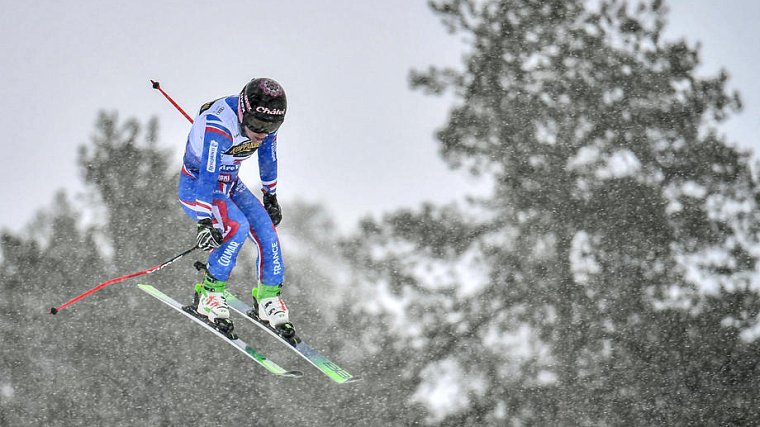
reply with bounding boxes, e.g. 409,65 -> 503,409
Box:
137,284 -> 303,378
224,291 -> 359,384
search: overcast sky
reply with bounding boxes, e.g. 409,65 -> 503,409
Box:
1,1 -> 758,236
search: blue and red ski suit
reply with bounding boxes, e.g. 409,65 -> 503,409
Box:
178,96 -> 283,286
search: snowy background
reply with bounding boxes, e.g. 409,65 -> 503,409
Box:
2,1 -> 760,425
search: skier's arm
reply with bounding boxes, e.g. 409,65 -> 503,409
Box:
195,116 -> 234,220
258,133 -> 278,195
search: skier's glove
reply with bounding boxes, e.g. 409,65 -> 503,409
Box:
196,218 -> 223,251
263,193 -> 282,226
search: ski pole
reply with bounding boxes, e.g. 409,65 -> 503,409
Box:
50,246 -> 198,315
150,80 -> 194,124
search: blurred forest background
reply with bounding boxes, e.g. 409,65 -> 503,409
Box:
4,1 -> 760,425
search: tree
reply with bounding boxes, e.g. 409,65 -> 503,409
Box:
78,111 -> 187,271
345,0 -> 760,424
0,193 -> 107,425
0,113 -> 204,425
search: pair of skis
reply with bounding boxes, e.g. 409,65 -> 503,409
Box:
137,284 -> 357,384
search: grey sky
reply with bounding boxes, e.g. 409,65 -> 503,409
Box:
1,1 -> 758,235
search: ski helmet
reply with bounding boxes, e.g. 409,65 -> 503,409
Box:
238,78 -> 287,134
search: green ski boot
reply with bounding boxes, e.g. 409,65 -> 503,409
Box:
251,283 -> 295,338
194,272 -> 235,337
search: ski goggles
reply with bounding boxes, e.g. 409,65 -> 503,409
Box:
243,115 -> 282,135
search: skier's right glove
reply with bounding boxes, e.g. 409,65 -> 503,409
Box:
196,218 -> 223,251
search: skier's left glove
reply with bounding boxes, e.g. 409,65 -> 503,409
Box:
263,193 -> 282,226
196,218 -> 223,251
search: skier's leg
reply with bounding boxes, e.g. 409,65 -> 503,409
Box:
178,175 -> 249,326
230,180 -> 285,287
205,198 -> 250,280
193,199 -> 248,326
179,173 -> 250,281
231,180 -> 292,333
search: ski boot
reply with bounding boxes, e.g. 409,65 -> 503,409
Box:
193,272 -> 236,339
250,283 -> 295,338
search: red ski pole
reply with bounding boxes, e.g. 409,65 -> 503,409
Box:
150,80 -> 194,124
50,246 -> 197,315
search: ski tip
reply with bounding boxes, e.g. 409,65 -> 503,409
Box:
337,375 -> 361,385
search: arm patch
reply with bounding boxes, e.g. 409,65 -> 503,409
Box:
206,140 -> 219,172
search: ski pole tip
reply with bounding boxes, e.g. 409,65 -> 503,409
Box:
150,80 -> 160,89
50,307 -> 58,315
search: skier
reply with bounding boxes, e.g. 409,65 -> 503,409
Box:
178,77 -> 292,337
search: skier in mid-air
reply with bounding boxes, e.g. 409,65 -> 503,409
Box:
177,77 -> 292,337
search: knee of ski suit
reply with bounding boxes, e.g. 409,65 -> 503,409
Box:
204,198 -> 249,281
178,174 -> 249,281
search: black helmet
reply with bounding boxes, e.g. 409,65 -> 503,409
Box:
238,78 -> 287,134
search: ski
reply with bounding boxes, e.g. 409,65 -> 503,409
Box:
224,291 -> 359,384
137,284 -> 303,378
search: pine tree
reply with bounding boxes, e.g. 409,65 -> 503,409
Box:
345,0 -> 760,424
0,193 -> 107,424
78,111 -> 187,272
